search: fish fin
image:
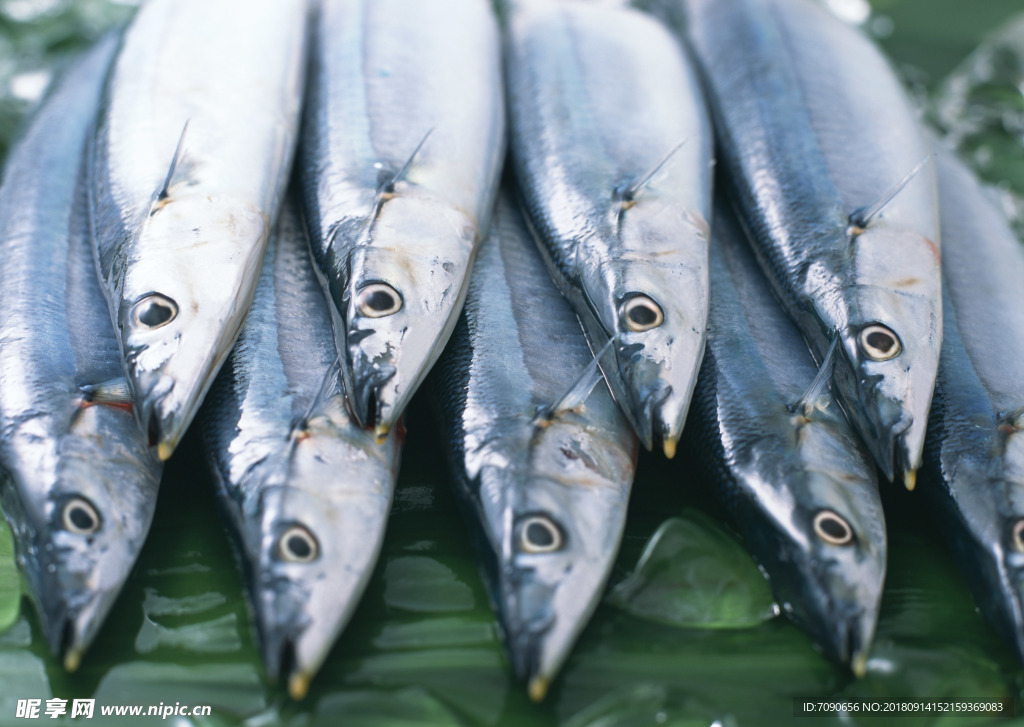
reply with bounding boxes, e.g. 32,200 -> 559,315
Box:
289,356 -> 343,439
999,405 -> 1024,431
78,378 -> 134,411
148,120 -> 190,215
378,127 -> 434,199
848,154 -> 932,232
789,336 -> 837,417
615,138 -> 688,207
533,336 -> 616,425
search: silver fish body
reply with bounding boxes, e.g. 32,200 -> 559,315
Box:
504,0 -> 713,456
679,0 -> 941,484
432,189 -> 638,701
685,204 -> 886,673
200,200 -> 401,701
922,152 -> 1024,659
0,38 -> 163,671
90,0 -> 308,460
298,0 -> 505,438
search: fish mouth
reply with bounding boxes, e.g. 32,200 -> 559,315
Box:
132,374 -> 180,461
503,616 -> 553,702
268,635 -> 313,701
345,352 -> 397,435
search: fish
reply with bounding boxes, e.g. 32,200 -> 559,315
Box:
297,0 -> 505,440
0,37 -> 163,672
200,198 -> 402,700
675,0 -> 941,485
89,0 -> 308,461
431,188 -> 638,701
921,151 -> 1024,660
502,0 -> 713,457
683,203 -> 887,674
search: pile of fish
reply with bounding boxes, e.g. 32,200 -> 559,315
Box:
0,0 -> 1022,704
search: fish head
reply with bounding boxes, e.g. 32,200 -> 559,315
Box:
743,420 -> 885,673
478,418 -> 634,700
581,205 -> 710,456
833,225 -> 942,484
117,195 -> 269,460
341,197 -> 477,437
1,406 -> 161,671
243,418 -> 397,700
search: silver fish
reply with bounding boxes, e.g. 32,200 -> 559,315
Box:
686,204 -> 886,674
200,199 -> 401,701
678,0 -> 941,485
922,151 -> 1024,659
298,0 -> 505,440
432,189 -> 638,701
504,0 -> 713,457
0,38 -> 163,672
90,0 -> 308,461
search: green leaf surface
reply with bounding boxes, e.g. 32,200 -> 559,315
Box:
606,511 -> 777,629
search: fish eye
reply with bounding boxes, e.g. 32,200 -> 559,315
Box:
277,525 -> 319,563
813,510 -> 855,546
131,293 -> 178,329
62,497 -> 101,535
356,283 -> 403,318
1012,520 -> 1024,554
518,515 -> 564,554
620,294 -> 664,333
858,324 -> 901,361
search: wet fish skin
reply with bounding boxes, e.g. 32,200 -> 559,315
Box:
684,204 -> 886,672
678,0 -> 940,483
0,38 -> 163,671
432,189 -> 638,700
298,0 -> 505,437
200,200 -> 401,700
501,0 -> 713,455
90,0 -> 308,460
922,152 -> 1024,660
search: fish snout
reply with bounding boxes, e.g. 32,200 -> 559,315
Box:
833,352 -> 911,482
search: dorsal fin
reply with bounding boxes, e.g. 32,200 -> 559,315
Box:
849,154 -> 932,232
1000,405 -> 1024,430
533,336 -> 616,425
616,138 -> 687,206
288,355 -> 343,439
155,120 -> 190,205
789,336 -> 838,417
79,378 -> 134,410
379,128 -> 434,198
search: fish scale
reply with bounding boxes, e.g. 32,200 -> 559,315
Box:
298,0 -> 505,438
89,0 -> 308,461
505,0 -> 713,456
676,0 -> 941,485
0,36 -> 163,672
921,151 -> 1024,661
683,203 -> 886,674
431,189 -> 637,701
201,198 -> 401,701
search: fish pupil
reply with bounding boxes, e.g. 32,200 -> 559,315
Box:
286,534 -> 312,559
526,521 -> 555,548
866,331 -> 894,354
365,290 -> 395,312
139,302 -> 173,327
628,305 -> 657,327
69,506 -> 94,531
820,517 -> 846,540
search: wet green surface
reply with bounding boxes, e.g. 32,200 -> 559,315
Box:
2,1 -> 1024,726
